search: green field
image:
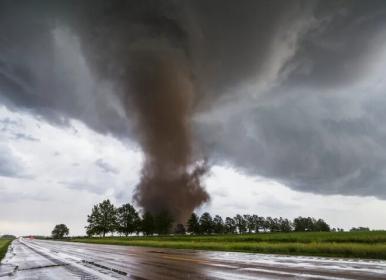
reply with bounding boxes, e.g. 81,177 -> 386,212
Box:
71,231 -> 386,260
0,239 -> 12,262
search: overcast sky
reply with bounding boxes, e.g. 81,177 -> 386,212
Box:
1,0 -> 386,236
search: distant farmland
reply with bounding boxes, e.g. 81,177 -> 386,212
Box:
0,239 -> 12,262
71,231 -> 386,260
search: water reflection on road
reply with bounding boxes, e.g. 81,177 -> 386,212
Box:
0,238 -> 386,279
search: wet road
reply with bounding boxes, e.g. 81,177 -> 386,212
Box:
0,238 -> 386,279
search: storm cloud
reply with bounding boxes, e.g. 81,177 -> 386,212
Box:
1,0 -> 386,204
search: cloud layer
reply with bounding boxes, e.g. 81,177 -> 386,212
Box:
1,0 -> 386,200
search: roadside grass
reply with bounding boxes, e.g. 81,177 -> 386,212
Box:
0,239 -> 13,262
70,231 -> 386,260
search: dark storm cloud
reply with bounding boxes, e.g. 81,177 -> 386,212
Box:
282,0 -> 386,89
193,0 -> 386,199
198,89 -> 386,199
0,0 -> 130,136
1,0 -> 386,201
0,0 -> 313,129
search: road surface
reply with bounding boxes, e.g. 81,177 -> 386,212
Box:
0,238 -> 386,279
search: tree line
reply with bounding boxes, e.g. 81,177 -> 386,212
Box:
85,199 -> 331,237
186,213 -> 330,234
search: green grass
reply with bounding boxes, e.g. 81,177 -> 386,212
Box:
70,231 -> 386,260
0,239 -> 13,262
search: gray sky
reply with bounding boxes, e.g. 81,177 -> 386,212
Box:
1,0 -> 386,235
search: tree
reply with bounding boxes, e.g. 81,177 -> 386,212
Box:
234,214 -> 247,234
244,214 -> 257,233
213,215 -> 225,234
141,212 -> 155,236
251,215 -> 259,233
294,217 -> 311,232
52,224 -> 69,239
86,200 -> 117,237
262,218 -> 271,232
99,199 -> 117,237
269,217 -> 281,232
306,217 -> 317,231
1,235 -> 16,239
199,212 -> 214,234
154,211 -> 174,235
256,216 -> 266,232
187,213 -> 200,234
293,217 -> 330,232
266,217 -> 275,232
116,203 -> 140,236
350,227 -> 370,232
279,218 -> 292,232
314,219 -> 330,232
224,217 -> 236,234
86,205 -> 102,236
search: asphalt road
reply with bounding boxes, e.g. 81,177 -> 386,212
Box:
0,238 -> 386,279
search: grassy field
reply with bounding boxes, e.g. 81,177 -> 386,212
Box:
71,231 -> 386,260
0,239 -> 12,262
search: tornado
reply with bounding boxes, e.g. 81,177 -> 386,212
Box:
127,53 -> 209,223
69,0 -> 209,223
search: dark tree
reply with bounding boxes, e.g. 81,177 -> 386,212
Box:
293,217 -> 331,232
116,203 -> 140,236
51,224 -> 69,239
224,217 -> 236,234
234,214 -> 247,234
187,213 -> 200,234
279,217 -> 292,232
86,200 -> 117,237
294,217 -> 310,232
86,205 -> 102,236
251,215 -> 259,233
268,217 -> 281,232
99,199 -> 117,237
1,234 -> 16,239
266,217 -> 273,232
314,219 -> 330,232
263,218 -> 271,232
154,211 -> 174,235
141,212 -> 155,236
213,215 -> 225,234
256,216 -> 266,233
350,227 -> 370,232
244,214 -> 257,233
199,212 -> 214,234
306,217 -> 316,231
174,224 -> 186,235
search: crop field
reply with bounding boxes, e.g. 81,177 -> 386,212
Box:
0,239 -> 12,262
71,231 -> 386,260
